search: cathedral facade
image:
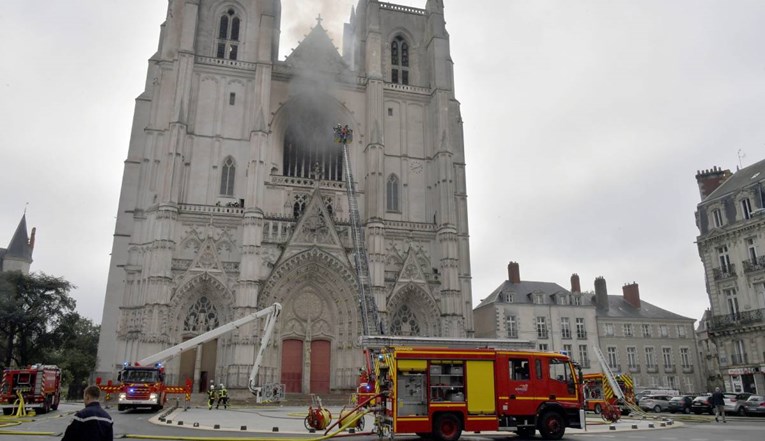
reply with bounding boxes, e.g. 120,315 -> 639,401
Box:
96,0 -> 473,394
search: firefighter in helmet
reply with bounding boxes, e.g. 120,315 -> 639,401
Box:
207,381 -> 217,410
216,384 -> 228,409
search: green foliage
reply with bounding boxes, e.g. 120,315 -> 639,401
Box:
0,272 -> 97,396
47,312 -> 100,399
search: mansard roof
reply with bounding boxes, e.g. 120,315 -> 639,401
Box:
597,295 -> 694,322
703,157 -> 765,203
476,279 -> 573,309
284,21 -> 350,74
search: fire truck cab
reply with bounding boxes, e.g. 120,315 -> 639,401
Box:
371,347 -> 584,441
115,365 -> 168,411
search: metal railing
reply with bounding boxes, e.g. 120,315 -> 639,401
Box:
742,256 -> 765,273
708,308 -> 764,332
712,263 -> 736,280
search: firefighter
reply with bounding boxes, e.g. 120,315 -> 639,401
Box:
216,384 -> 228,409
207,381 -> 217,410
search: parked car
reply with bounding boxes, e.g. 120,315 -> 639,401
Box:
667,395 -> 693,414
691,395 -> 714,415
724,392 -> 752,415
743,395 -> 765,416
639,394 -> 672,413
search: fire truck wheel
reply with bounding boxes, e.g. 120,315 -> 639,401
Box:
516,427 -> 535,439
2,408 -> 12,416
51,394 -> 59,411
538,411 -> 565,440
433,413 -> 462,441
593,404 -> 602,414
118,405 -> 126,412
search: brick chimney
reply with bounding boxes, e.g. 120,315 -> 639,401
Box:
570,273 -> 581,293
695,166 -> 732,200
594,276 -> 609,311
623,282 -> 641,309
507,261 -> 520,283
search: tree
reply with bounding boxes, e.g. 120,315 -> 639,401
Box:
0,271 -> 75,368
45,312 -> 100,399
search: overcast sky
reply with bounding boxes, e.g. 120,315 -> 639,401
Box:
2,0 -> 765,326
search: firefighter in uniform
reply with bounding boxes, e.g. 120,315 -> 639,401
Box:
216,384 -> 228,409
62,385 -> 113,441
207,381 -> 217,410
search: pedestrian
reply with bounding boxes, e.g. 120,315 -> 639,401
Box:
711,386 -> 726,423
61,385 -> 113,441
216,384 -> 228,409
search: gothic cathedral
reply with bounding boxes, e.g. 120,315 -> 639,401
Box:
96,0 -> 473,394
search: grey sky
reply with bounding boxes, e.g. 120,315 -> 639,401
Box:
2,0 -> 764,326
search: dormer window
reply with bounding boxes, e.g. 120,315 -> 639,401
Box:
391,36 -> 409,85
712,208 -> 723,228
741,197 -> 752,220
217,9 -> 240,60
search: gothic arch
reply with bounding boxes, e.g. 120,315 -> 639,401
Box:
170,272 -> 234,338
387,283 -> 440,337
261,247 -> 360,345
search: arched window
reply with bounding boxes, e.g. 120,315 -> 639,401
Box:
386,174 -> 399,212
391,36 -> 409,85
216,8 -> 240,60
183,296 -> 220,333
220,157 -> 235,196
390,304 -> 420,336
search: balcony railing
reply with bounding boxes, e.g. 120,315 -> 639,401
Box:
731,353 -> 749,365
646,365 -> 659,373
664,365 -> 676,373
708,308 -> 765,332
743,256 -> 765,273
628,365 -> 640,373
682,365 -> 694,373
608,364 -> 621,373
713,263 -> 736,280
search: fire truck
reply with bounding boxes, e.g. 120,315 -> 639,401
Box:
582,372 -> 636,417
365,341 -> 584,441
98,303 -> 281,411
0,364 -> 62,415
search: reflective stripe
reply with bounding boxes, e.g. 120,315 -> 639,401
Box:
73,415 -> 113,424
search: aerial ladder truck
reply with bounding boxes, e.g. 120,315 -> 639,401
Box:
97,303 -> 282,411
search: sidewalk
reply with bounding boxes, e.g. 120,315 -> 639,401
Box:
150,405 -> 682,436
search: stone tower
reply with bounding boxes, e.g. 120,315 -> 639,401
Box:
96,0 -> 473,394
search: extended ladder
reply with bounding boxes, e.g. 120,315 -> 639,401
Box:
336,125 -> 382,336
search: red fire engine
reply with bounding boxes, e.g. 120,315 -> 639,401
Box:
582,372 -> 636,419
364,341 -> 584,441
0,364 -> 62,415
97,303 -> 281,411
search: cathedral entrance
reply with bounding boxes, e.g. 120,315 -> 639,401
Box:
281,339 -> 303,393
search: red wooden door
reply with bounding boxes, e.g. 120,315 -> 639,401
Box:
281,339 -> 303,393
310,340 -> 331,393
